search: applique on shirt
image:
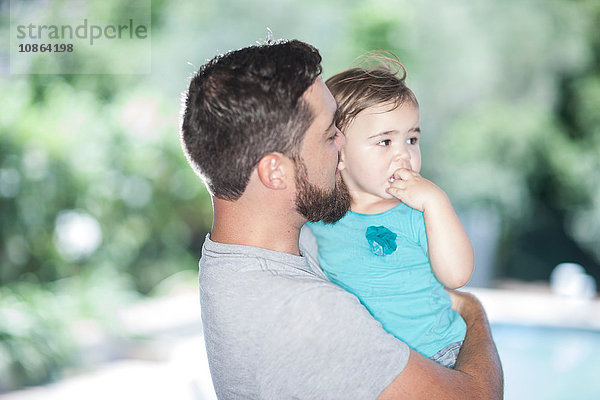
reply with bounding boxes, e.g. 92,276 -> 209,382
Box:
365,225 -> 397,256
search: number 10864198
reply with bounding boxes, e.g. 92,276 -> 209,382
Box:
18,43 -> 73,52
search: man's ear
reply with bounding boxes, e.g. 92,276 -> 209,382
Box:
256,153 -> 290,190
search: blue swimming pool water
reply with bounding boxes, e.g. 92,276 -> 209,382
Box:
491,323 -> 600,400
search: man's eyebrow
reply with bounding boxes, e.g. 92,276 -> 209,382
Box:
324,109 -> 340,134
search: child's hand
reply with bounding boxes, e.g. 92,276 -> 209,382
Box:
386,168 -> 448,212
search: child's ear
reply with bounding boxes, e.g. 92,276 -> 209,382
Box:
256,153 -> 288,190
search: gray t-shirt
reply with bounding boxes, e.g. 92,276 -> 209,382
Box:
199,232 -> 409,399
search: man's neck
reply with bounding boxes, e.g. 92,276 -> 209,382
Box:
210,197 -> 304,255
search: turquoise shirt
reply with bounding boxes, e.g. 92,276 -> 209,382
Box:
307,203 -> 466,357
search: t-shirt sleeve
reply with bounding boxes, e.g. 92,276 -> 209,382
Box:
256,284 -> 410,399
299,224 -> 329,280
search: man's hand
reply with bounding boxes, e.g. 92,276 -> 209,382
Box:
386,168 -> 449,213
446,289 -> 481,321
379,290 -> 504,400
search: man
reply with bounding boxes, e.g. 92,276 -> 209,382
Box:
181,39 -> 503,399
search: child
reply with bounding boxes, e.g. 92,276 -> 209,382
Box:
305,58 -> 474,368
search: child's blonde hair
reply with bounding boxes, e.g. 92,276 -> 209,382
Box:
326,54 -> 418,134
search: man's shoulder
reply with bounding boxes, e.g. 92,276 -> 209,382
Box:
200,248 -> 350,303
200,235 -> 307,270
198,235 -> 348,303
199,237 -> 410,400
200,243 -> 319,280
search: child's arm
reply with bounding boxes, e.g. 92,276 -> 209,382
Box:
387,168 -> 474,289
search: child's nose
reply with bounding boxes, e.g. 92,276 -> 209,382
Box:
393,144 -> 410,161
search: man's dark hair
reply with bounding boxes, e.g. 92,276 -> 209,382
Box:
181,39 -> 323,200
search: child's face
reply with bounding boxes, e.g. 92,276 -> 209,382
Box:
338,101 -> 421,203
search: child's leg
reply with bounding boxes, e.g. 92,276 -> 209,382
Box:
429,341 -> 463,369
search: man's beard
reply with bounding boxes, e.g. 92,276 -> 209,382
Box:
294,159 -> 351,224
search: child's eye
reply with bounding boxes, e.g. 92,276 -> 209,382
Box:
377,139 -> 392,146
407,137 -> 419,145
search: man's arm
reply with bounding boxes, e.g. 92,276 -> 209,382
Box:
377,290 -> 504,400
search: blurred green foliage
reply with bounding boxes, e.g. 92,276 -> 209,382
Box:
345,0 -> 600,282
0,0 -> 599,392
1,0 -> 212,390
0,71 -> 211,291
